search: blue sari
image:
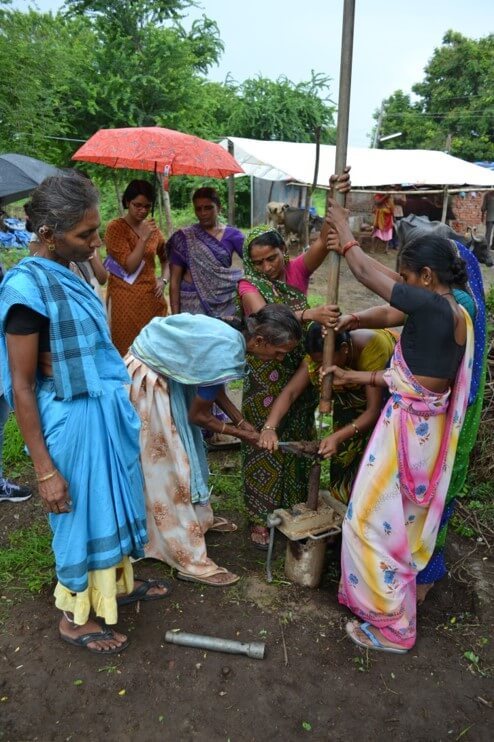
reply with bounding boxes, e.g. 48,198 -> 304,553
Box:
0,258 -> 147,593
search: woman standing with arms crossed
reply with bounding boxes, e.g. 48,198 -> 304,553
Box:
105,180 -> 168,355
0,173 -> 169,655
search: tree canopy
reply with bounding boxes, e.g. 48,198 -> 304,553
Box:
374,31 -> 494,161
0,0 -> 335,168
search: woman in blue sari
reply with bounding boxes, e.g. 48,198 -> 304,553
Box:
0,173 -> 169,655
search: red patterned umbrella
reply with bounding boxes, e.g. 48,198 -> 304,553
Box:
72,126 -> 243,178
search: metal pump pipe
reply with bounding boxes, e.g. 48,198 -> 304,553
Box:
165,631 -> 266,660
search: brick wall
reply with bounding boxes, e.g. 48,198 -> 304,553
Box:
347,191 -> 488,237
451,191 -> 484,234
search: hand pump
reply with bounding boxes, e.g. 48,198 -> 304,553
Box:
319,0 -> 356,421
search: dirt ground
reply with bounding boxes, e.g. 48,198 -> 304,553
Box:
1,253 -> 493,742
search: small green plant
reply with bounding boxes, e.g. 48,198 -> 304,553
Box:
352,652 -> 371,672
0,521 -> 54,593
209,456 -> 245,514
2,413 -> 31,477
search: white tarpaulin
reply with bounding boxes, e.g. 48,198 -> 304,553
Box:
220,137 -> 494,188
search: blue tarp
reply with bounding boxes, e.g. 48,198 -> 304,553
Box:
0,217 -> 33,248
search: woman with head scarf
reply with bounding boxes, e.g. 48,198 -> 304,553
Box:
237,170 -> 350,548
125,305 -> 302,585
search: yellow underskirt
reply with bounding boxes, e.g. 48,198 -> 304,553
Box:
54,557 -> 134,626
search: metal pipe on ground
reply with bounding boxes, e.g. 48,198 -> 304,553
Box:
165,631 -> 266,660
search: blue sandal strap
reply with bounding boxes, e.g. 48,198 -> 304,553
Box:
359,622 -> 383,648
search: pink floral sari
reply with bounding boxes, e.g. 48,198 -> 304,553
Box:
338,308 -> 473,648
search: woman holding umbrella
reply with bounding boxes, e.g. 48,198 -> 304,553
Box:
105,179 -> 168,355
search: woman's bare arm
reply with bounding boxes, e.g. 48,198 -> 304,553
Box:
6,333 -> 69,512
169,263 -> 184,314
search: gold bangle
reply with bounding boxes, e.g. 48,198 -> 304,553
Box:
37,469 -> 57,483
236,418 -> 245,429
351,422 -> 360,436
261,424 -> 277,433
300,308 -> 308,323
220,422 -> 227,434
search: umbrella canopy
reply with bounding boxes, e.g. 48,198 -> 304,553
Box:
0,153 -> 61,204
72,127 -> 244,178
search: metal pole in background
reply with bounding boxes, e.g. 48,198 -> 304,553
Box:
227,139 -> 236,226
320,0 -> 356,415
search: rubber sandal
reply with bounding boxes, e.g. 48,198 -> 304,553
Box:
117,577 -> 172,606
345,621 -> 408,654
60,627 -> 129,654
250,525 -> 269,551
209,516 -> 238,533
177,568 -> 240,587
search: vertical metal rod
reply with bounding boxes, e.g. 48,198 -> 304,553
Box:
320,0 -> 356,414
227,139 -> 236,226
441,186 -> 449,223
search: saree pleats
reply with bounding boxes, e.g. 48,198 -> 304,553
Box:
126,354 -> 221,578
339,314 -> 473,648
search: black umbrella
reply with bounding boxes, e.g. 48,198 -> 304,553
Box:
0,153 -> 61,204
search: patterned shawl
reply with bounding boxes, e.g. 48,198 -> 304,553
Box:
242,225 -> 308,310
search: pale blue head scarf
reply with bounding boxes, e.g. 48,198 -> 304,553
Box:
131,313 -> 247,386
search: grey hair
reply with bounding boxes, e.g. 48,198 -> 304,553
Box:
244,304 -> 302,345
26,170 -> 99,238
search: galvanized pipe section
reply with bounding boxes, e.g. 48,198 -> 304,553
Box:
165,631 -> 266,660
320,0 -> 356,414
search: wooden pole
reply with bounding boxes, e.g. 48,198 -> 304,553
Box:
227,139 -> 236,226
302,126 -> 322,250
319,0 -> 356,415
158,174 -> 174,235
441,186 -> 449,223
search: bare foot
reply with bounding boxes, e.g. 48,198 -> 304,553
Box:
250,525 -> 270,548
417,582 -> 434,606
59,613 -> 128,652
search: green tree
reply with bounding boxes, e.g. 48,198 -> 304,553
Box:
0,9 -> 98,163
374,31 -> 494,160
372,90 -> 443,150
228,73 -> 336,143
63,0 -> 224,135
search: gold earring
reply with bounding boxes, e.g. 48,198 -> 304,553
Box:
47,242 -> 56,252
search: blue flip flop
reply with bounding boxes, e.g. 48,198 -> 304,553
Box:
346,621 -> 408,654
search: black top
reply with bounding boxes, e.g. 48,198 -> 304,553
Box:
390,283 -> 465,379
5,304 -> 50,352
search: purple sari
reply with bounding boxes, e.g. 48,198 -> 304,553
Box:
168,224 -> 244,317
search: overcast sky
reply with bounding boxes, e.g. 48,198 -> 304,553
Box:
11,0 -> 494,146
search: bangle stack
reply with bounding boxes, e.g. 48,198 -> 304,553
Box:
342,239 -> 359,256
261,424 -> 277,433
37,469 -> 57,483
350,422 -> 360,436
236,418 -> 245,429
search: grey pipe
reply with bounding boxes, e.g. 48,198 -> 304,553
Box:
165,631 -> 266,660
265,512 -> 282,583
